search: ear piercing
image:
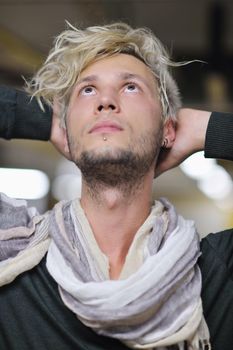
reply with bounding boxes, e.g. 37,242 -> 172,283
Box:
103,136 -> 107,141
162,138 -> 168,148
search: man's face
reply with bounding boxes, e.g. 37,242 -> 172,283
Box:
65,53 -> 164,188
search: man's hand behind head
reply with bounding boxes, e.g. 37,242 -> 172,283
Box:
155,108 -> 211,177
50,100 -> 71,160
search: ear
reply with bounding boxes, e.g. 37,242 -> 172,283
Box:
61,126 -> 70,156
162,119 -> 176,148
51,100 -> 71,159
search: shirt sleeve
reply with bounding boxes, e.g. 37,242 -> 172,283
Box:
0,85 -> 52,140
205,111 -> 233,161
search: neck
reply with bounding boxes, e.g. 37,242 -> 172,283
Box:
80,170 -> 154,279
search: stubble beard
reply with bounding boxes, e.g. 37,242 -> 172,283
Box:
67,129 -> 163,199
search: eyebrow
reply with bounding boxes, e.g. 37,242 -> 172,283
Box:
76,75 -> 99,85
119,72 -> 146,83
76,72 -> 154,90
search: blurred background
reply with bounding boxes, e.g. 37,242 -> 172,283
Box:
0,0 -> 233,235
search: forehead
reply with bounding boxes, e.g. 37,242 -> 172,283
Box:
78,53 -> 157,87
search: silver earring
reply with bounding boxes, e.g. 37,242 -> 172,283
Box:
103,136 -> 107,141
162,138 -> 168,148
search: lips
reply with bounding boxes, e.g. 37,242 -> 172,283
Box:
89,121 -> 123,134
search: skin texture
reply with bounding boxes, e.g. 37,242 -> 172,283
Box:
51,54 -> 176,278
65,54 -> 168,197
66,55 -> 164,160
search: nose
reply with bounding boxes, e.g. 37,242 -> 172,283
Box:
96,89 -> 120,113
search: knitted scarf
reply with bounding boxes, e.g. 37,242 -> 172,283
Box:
0,193 -> 210,349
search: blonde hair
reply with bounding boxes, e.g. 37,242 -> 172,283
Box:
26,22 -> 183,124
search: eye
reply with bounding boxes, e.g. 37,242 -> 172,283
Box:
124,82 -> 139,93
80,85 -> 96,96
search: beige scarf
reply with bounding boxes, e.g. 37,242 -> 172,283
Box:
0,193 -> 210,349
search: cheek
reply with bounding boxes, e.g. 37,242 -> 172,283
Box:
129,100 -> 162,130
67,101 -> 91,133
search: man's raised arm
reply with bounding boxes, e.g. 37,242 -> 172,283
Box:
155,108 -> 233,176
0,85 -> 52,140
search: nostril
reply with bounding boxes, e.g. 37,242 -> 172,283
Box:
98,105 -> 104,112
97,104 -> 116,112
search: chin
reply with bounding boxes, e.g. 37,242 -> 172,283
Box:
86,139 -> 126,152
84,145 -> 128,159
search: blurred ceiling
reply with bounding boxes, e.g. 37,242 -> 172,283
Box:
1,0 -> 233,101
0,0 -> 233,233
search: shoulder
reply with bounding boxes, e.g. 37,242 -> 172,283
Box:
199,229 -> 233,347
0,192 -> 39,230
199,228 -> 233,282
200,228 -> 233,270
199,228 -> 233,304
0,193 -> 49,277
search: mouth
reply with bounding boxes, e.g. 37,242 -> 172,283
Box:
89,121 -> 123,134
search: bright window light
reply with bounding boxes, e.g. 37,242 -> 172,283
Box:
180,151 -> 216,180
180,151 -> 233,203
0,168 -> 50,200
197,165 -> 233,200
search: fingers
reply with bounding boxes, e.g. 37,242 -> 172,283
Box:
154,148 -> 175,178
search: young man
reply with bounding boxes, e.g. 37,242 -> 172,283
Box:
0,23 -> 233,350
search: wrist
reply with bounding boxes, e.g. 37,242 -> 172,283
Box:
180,108 -> 211,154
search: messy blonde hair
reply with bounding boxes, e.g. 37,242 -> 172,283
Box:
26,22 -> 183,124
